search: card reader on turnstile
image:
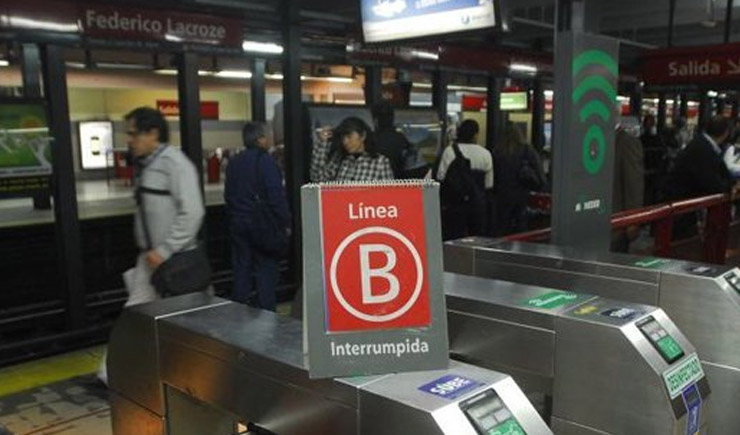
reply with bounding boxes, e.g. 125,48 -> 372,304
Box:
461,389 -> 527,435
636,316 -> 684,364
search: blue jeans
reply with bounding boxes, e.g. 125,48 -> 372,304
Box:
231,221 -> 278,311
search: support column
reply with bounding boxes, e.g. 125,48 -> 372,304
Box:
486,76 -> 504,151
629,82 -> 643,117
250,58 -> 266,122
41,45 -> 85,329
22,43 -> 52,210
282,3 -> 304,283
724,0 -> 733,44
364,65 -> 382,107
699,92 -> 711,132
432,70 -> 448,148
657,93 -> 667,133
679,93 -> 689,119
531,78 -> 545,151
177,52 -> 204,184
731,96 -> 739,119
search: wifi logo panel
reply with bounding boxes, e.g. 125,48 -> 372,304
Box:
572,49 -> 618,175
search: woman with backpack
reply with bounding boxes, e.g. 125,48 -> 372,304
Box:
310,117 -> 394,182
436,120 -> 494,240
492,122 -> 546,236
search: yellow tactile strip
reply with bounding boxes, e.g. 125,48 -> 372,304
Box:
0,346 -> 105,398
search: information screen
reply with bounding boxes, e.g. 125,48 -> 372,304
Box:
460,389 -> 527,435
637,316 -> 685,364
361,0 -> 496,43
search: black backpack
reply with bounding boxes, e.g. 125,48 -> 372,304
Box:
440,143 -> 484,206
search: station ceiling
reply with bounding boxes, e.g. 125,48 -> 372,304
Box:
178,0 -> 740,68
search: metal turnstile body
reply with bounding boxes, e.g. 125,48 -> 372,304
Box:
445,237 -> 740,434
108,293 -> 551,435
445,272 -> 711,435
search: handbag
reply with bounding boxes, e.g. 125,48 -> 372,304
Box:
137,185 -> 211,297
243,152 -> 288,256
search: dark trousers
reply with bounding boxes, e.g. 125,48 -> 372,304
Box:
442,202 -> 486,241
231,221 -> 278,311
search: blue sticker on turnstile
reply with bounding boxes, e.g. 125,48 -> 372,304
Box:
682,384 -> 701,435
418,374 -> 484,400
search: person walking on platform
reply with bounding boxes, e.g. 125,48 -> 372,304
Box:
98,107 -> 205,384
436,119 -> 493,240
225,122 -> 290,311
310,117 -> 394,182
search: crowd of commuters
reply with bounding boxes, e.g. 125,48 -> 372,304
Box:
105,106 -> 740,360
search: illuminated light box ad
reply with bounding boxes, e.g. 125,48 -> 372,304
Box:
79,121 -> 114,170
362,0 -> 496,43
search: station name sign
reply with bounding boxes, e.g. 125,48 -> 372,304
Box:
642,42 -> 740,88
301,181 -> 449,379
1,1 -> 243,47
81,6 -> 242,46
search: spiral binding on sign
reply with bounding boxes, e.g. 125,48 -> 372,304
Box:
303,179 -> 439,189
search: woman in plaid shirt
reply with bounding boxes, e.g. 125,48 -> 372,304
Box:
310,117 -> 395,182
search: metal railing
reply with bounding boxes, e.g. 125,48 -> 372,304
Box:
509,193 -> 732,264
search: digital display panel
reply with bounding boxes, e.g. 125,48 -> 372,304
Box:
636,316 -> 685,364
460,389 -> 527,435
500,92 -> 528,111
361,0 -> 496,43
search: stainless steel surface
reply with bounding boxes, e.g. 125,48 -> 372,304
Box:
158,304 -> 364,435
110,392 -> 165,435
111,294 -> 553,435
165,387 -> 235,435
107,293 -> 231,416
444,238 -> 740,434
703,362 -> 740,435
443,271 -> 710,435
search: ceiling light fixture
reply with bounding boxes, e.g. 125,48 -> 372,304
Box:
215,70 -> 252,79
509,63 -> 538,74
0,59 -> 9,67
242,41 -> 284,54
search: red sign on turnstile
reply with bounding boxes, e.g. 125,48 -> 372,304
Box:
320,186 -> 430,332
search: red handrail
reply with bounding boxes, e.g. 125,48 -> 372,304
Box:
508,193 -> 733,264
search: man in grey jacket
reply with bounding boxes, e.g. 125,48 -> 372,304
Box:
127,107 -> 205,302
98,107 -> 204,384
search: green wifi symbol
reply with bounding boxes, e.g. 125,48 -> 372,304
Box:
572,49 -> 618,175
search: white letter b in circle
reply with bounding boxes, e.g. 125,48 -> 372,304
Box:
359,244 -> 399,304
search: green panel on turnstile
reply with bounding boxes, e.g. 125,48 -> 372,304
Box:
656,336 -> 683,362
489,418 -> 526,435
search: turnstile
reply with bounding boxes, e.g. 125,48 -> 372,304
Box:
445,272 -> 711,435
108,293 -> 551,435
445,237 -> 740,434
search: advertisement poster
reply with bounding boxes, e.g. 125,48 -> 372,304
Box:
0,103 -> 52,195
394,109 -> 442,170
361,0 -> 496,43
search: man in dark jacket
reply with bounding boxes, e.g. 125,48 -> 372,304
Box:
664,115 -> 735,238
225,122 -> 290,310
372,101 -> 412,179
